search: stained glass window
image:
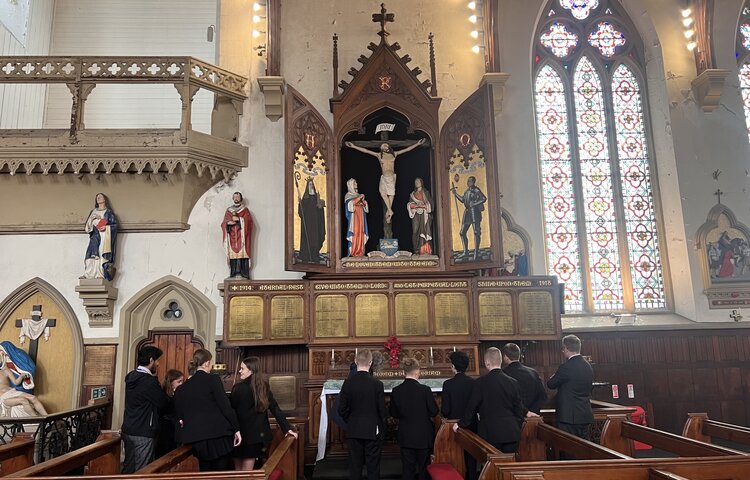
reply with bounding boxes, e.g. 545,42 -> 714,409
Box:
588,22 -> 626,57
738,5 -> 750,147
540,23 -> 579,58
560,0 -> 599,20
534,0 -> 666,313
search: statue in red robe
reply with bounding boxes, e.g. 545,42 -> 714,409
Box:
222,192 -> 253,279
344,178 -> 369,257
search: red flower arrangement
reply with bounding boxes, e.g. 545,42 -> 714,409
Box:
383,335 -> 401,369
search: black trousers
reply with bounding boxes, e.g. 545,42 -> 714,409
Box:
347,437 -> 382,480
490,441 -> 518,454
197,453 -> 232,472
400,447 -> 429,480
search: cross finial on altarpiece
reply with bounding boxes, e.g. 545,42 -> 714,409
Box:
372,3 -> 395,42
715,188 -> 723,204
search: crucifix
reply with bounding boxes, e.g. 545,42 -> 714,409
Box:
372,3 -> 395,42
15,305 -> 56,365
715,188 -> 723,204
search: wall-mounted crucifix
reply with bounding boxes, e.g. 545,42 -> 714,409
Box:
15,305 -> 56,365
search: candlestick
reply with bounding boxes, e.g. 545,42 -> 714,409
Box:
355,348 -> 358,356
331,348 -> 334,360
453,346 -> 456,352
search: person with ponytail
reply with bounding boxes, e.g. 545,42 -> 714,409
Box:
230,356 -> 297,470
390,357 -> 438,480
173,349 -> 241,471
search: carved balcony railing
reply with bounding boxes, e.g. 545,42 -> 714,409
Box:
0,56 -> 249,234
0,401 -> 111,464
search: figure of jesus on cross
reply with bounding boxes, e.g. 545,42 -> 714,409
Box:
345,138 -> 426,225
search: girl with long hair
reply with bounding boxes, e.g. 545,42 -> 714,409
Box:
155,369 -> 184,458
231,356 -> 297,470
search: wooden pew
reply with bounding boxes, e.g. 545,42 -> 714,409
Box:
3,435 -> 298,480
682,413 -> 750,447
0,433 -> 34,476
518,417 -> 631,462
5,431 -> 120,477
429,419 -> 514,480
482,455 -> 750,480
600,414 -> 747,457
134,445 -> 198,474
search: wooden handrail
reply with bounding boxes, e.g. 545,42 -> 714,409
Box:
0,57 -> 247,100
648,469 -> 691,480
536,422 -> 630,460
6,431 -> 120,477
262,435 -> 297,480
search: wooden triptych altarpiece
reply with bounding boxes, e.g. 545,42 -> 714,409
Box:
226,6 -> 561,354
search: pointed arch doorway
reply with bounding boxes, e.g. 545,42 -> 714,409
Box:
114,275 -> 216,427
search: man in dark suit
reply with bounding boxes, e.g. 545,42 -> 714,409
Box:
547,334 -> 594,439
441,351 -> 478,480
454,347 -> 537,453
338,349 -> 387,480
501,343 -> 547,414
391,357 -> 438,480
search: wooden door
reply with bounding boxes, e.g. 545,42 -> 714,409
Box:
136,331 -> 203,381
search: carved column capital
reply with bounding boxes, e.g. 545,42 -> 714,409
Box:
691,69 -> 730,113
479,72 -> 511,114
257,75 -> 285,122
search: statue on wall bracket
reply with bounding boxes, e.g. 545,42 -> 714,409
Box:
222,192 -> 253,279
83,193 -> 118,282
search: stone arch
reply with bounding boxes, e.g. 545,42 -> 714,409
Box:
500,208 -> 532,276
0,278 -> 84,410
113,275 -> 216,427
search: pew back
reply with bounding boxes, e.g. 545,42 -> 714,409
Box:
0,433 -> 34,476
683,413 -> 750,447
518,417 -> 630,462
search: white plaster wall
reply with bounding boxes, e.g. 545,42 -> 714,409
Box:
44,0 -> 217,133
0,0 -> 54,128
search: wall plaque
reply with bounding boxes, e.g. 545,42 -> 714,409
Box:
270,295 -> 305,339
355,294 -> 389,337
315,294 -> 349,337
434,292 -> 469,335
82,345 -> 117,385
228,296 -> 264,341
518,291 -> 555,335
478,292 -> 513,335
395,293 -> 429,336
268,375 -> 297,411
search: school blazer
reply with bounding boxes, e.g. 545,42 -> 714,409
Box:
174,370 -> 239,444
546,355 -> 594,425
459,369 -> 527,445
390,378 -> 438,449
503,361 -> 548,414
338,371 -> 387,441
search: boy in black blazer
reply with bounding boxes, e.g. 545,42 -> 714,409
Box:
338,349 -> 387,480
547,334 -> 594,439
390,357 -> 438,480
442,351 -> 478,480
501,343 -> 547,414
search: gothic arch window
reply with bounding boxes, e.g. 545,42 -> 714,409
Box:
533,0 -> 667,313
737,3 -> 750,145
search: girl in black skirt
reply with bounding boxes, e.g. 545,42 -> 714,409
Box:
230,356 -> 297,470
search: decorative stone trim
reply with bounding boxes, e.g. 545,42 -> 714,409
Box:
257,76 -> 285,121
76,278 -> 118,328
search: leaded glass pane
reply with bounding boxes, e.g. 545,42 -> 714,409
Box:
611,64 -> 667,309
559,0 -> 599,20
588,21 -> 626,57
573,56 -> 624,310
739,63 -> 750,145
741,24 -> 750,51
540,22 -> 579,58
535,65 -> 585,312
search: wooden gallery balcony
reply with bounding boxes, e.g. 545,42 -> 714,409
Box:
0,57 -> 248,233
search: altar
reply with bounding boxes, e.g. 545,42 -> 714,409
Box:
316,378 -> 447,461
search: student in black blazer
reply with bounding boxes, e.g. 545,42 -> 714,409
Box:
231,356 -> 297,470
547,334 -> 594,439
390,357 -> 438,480
454,347 -> 537,453
501,343 -> 548,414
338,349 -> 387,480
174,349 -> 241,472
442,351 -> 478,480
